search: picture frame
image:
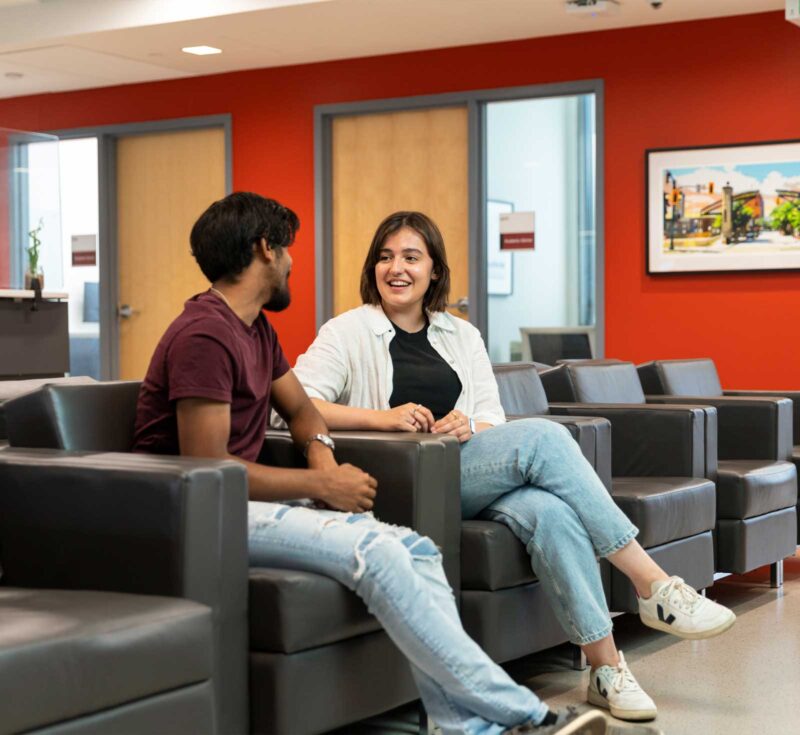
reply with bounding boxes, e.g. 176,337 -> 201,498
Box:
487,198 -> 514,295
646,140 -> 800,274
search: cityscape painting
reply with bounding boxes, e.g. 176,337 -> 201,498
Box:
646,140 -> 800,273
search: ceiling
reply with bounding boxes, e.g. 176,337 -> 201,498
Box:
0,0 -> 785,100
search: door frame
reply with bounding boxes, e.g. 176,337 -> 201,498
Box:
314,80 -> 605,356
48,115 -> 233,379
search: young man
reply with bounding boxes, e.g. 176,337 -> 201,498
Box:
133,192 -> 660,735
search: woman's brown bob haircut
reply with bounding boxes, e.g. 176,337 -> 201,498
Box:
360,211 -> 451,312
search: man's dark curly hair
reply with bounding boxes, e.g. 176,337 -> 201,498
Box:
190,192 -> 300,283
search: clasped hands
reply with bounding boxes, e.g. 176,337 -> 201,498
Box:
383,403 -> 473,443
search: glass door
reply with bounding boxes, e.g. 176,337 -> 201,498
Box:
483,94 -> 597,364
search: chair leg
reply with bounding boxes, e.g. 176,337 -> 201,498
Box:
571,643 -> 587,671
419,702 -> 433,735
770,560 -> 784,589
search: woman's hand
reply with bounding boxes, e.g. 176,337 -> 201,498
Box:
432,409 -> 473,443
376,403 -> 435,433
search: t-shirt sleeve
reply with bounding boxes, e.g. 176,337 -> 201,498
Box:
167,331 -> 236,404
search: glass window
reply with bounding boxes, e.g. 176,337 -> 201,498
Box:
484,94 -> 596,364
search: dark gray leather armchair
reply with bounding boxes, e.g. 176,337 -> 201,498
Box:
3,382 -> 461,735
536,361 -> 718,611
638,358 -> 798,582
0,448 -> 226,735
444,363 -> 612,664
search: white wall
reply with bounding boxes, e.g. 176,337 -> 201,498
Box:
486,96 -> 582,362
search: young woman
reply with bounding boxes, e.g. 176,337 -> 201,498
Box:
290,211 -> 736,722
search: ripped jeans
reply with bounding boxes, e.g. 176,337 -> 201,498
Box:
248,502 -> 548,735
460,419 -> 639,646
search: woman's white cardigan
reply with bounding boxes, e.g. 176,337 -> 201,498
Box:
284,304 -> 506,426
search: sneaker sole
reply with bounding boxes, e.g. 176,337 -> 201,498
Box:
587,689 -> 658,722
639,611 -> 736,640
554,709 -> 608,734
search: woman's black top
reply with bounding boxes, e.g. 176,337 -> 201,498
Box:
388,321 -> 462,421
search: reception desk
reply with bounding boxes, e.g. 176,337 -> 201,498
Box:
0,290 -> 69,379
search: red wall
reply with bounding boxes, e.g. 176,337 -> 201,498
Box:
1,10 -> 798,386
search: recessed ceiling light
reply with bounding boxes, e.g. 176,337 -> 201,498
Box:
181,45 -> 222,56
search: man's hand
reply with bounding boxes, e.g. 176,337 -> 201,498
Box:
432,409 -> 473,443
317,463 -> 378,512
376,403 -> 435,433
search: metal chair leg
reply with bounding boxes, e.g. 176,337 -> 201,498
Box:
419,702 -> 433,735
571,643 -> 587,671
770,559 -> 784,589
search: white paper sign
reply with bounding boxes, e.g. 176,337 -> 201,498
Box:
499,211 -> 535,250
71,234 -> 97,266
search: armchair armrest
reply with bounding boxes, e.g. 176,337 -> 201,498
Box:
647,395 -> 792,461
260,430 -> 463,590
549,402 -> 716,479
506,414 -> 612,491
724,390 -> 800,445
0,447 -> 249,735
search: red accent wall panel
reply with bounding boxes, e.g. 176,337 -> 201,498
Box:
0,11 -> 797,387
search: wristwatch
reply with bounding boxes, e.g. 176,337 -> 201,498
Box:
304,433 -> 336,457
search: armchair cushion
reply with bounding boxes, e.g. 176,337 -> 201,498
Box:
0,376 -> 96,441
248,568 -> 379,654
541,362 -> 646,404
716,460 -> 798,520
611,477 -> 716,548
637,359 -> 723,397
0,588 -> 211,735
492,363 -> 550,415
5,381 -> 141,451
460,521 -> 535,591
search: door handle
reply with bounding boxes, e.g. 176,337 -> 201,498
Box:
117,304 -> 140,319
446,297 -> 469,314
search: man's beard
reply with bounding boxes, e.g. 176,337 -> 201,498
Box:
263,282 -> 291,312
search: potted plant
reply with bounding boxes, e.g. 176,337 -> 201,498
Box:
25,218 -> 44,290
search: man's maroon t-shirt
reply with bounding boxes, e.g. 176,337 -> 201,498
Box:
133,291 -> 290,462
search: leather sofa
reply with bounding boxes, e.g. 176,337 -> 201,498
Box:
0,448 -> 222,735
535,361 -> 718,611
638,358 -> 798,580
3,381 -> 460,735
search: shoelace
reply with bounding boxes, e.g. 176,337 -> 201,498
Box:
658,576 -> 703,614
609,652 -> 640,693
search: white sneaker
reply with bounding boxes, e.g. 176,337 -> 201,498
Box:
587,652 -> 657,722
638,576 -> 736,640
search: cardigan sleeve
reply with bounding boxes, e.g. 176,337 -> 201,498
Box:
292,319 -> 350,403
467,325 -> 506,426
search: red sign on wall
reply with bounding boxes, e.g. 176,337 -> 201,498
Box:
500,232 -> 535,250
499,212 -> 536,251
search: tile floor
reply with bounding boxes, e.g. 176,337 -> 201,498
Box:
334,552 -> 800,735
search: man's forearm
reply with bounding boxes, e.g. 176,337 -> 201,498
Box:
232,454 -> 328,503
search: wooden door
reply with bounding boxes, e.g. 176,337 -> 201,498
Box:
116,128 -> 225,379
332,106 -> 468,317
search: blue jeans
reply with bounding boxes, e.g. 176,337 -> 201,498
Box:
248,502 -> 548,735
460,419 -> 638,646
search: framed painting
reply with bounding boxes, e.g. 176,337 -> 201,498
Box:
646,140 -> 800,273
